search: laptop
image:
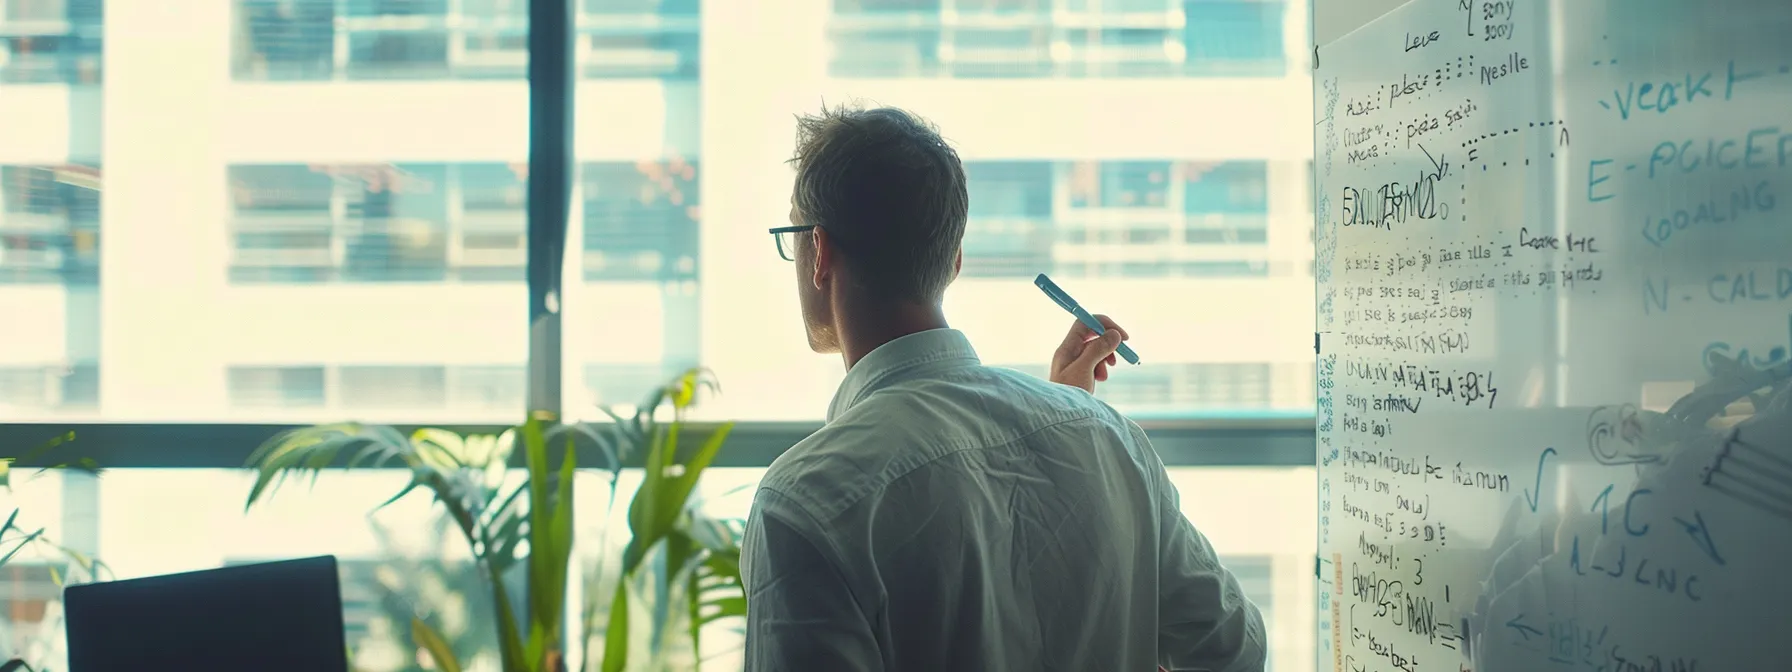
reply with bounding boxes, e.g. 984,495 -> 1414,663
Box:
64,555 -> 348,672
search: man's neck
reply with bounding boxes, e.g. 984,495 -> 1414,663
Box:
838,301 -> 951,371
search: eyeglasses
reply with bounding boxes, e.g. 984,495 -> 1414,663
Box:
768,224 -> 815,262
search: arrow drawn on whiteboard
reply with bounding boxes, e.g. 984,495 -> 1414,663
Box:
1419,143 -> 1450,181
1671,511 -> 1727,566
1523,447 -> 1557,512
1505,614 -> 1542,640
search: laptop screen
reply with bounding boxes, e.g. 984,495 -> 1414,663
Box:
64,555 -> 348,672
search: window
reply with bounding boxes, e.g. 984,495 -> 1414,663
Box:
581,162 -> 700,282
234,0 -> 696,81
0,0 -> 102,84
235,0 -> 336,80
0,165 -> 100,285
449,365 -> 526,410
828,0 -> 1287,78
228,165 -> 336,283
1185,160 -> 1271,245
340,365 -> 448,409
230,164 -> 537,284
829,0 -> 943,77
341,164 -> 451,282
962,162 -> 1054,277
584,0 -> 701,79
457,164 -> 528,282
0,2 -> 533,427
228,366 -> 327,408
1081,161 -> 1173,209
4,2 -> 1317,670
1183,0 -> 1286,75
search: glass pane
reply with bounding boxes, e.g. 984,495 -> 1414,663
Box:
236,0 -> 530,81
568,0 -> 703,415
7,1 -> 530,425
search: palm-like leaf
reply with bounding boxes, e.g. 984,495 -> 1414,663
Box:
592,368 -> 746,672
241,369 -> 739,672
247,418 -> 614,672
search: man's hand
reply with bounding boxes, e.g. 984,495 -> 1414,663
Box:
1048,314 -> 1130,393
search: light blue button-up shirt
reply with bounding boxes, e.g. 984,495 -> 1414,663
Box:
741,329 -> 1267,671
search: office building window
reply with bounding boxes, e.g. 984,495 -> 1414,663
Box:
230,164 -> 535,284
460,0 -> 528,79
228,165 -> 336,284
1185,161 -> 1268,214
1070,161 -> 1172,209
1183,0 -> 1285,75
963,162 -> 1054,277
0,0 -> 102,83
455,164 -> 528,283
584,0 -> 701,79
829,0 -> 943,77
347,29 -> 451,80
235,0 -> 336,80
1185,160 -> 1269,245
228,366 -> 328,408
581,161 -> 700,282
0,165 -> 101,285
1186,363 -> 1272,407
1183,260 -> 1268,277
340,365 -> 448,409
449,365 -> 526,411
828,0 -> 1286,78
234,0 -> 693,81
340,165 -> 450,282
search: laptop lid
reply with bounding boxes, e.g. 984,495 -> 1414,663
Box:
64,555 -> 348,672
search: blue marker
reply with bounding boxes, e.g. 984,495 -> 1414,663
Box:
1035,273 -> 1140,365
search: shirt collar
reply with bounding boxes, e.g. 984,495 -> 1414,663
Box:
826,328 -> 980,422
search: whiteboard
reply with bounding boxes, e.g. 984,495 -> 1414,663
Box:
1313,0 -> 1792,670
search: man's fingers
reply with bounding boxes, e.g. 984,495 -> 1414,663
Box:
1095,361 -> 1109,382
1072,330 -> 1124,372
1105,353 -> 1117,367
1091,314 -> 1129,342
1060,314 -> 1129,351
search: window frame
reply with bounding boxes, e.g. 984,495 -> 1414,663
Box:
0,418 -> 1314,468
3,0 -> 1313,470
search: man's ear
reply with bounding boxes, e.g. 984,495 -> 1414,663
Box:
954,247 -> 963,278
811,226 -> 833,289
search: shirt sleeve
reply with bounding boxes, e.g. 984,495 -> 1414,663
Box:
742,488 -> 882,672
1138,429 -> 1269,671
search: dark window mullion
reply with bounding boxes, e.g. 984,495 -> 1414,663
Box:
527,0 -> 574,419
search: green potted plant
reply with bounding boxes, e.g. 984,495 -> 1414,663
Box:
583,369 -> 746,671
245,368 -> 747,672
